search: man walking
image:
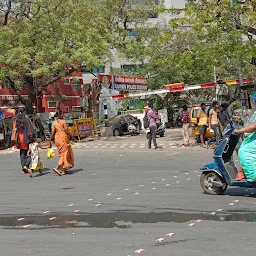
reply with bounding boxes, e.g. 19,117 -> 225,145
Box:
227,98 -> 240,121
147,103 -> 159,150
197,103 -> 208,148
181,105 -> 190,147
218,102 -> 230,129
208,102 -> 222,146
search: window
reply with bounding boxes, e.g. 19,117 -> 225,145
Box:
72,79 -> 81,91
72,106 -> 81,112
66,106 -> 70,113
82,66 -> 105,74
48,101 -> 57,109
64,78 -> 70,85
3,80 -> 11,88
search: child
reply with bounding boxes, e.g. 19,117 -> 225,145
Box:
26,134 -> 45,178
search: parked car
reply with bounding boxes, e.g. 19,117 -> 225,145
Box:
108,115 -> 141,136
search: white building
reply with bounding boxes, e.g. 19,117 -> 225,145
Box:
104,0 -> 187,73
82,0 -> 188,83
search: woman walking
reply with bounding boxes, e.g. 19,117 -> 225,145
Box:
50,111 -> 74,176
13,108 -> 33,174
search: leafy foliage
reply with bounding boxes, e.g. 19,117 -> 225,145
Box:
0,0 -> 160,113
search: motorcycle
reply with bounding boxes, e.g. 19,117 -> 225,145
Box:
146,123 -> 166,139
200,123 -> 256,195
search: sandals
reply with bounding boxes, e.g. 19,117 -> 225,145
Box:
53,168 -> 62,176
28,169 -> 33,178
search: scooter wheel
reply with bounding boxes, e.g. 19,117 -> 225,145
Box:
146,133 -> 150,139
200,172 -> 227,195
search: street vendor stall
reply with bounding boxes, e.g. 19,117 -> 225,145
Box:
0,109 -> 16,149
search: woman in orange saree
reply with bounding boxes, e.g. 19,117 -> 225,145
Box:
50,111 -> 74,176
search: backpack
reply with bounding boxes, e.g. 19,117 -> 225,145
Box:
143,111 -> 149,129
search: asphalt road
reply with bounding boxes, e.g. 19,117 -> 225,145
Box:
0,146 -> 256,256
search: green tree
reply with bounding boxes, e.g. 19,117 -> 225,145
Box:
0,0 -> 162,113
0,0 -> 112,113
142,0 -> 256,103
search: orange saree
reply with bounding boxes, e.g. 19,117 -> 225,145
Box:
52,120 -> 74,171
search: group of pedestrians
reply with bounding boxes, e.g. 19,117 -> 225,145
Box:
197,99 -> 239,148
146,100 -> 239,149
13,108 -> 74,177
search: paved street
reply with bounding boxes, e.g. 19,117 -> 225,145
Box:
0,144 -> 256,256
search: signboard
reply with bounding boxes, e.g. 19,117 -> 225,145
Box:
77,123 -> 91,135
98,74 -> 147,91
74,117 -> 96,140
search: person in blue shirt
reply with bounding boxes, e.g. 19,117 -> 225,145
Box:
48,117 -> 55,134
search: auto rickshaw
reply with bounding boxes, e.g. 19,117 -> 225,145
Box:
190,102 -> 215,143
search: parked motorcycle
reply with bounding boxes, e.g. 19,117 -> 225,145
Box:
146,123 -> 166,139
200,123 -> 256,195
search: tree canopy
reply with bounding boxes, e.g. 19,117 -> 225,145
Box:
141,0 -> 256,102
0,0 -> 160,112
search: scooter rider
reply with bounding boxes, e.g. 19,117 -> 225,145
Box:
233,119 -> 256,182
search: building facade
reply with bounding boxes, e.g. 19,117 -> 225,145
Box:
0,71 -> 84,113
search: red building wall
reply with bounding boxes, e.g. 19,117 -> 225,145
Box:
0,71 -> 83,113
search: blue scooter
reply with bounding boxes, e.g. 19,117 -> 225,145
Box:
200,123 -> 256,195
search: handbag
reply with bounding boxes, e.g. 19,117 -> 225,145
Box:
47,148 -> 56,159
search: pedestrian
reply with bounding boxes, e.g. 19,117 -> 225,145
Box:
181,105 -> 190,147
48,117 -> 55,134
26,133 -> 46,178
49,111 -> 74,176
147,102 -> 159,150
13,107 -> 34,174
197,103 -> 208,148
227,98 -> 240,121
207,102 -> 222,146
218,102 -> 230,129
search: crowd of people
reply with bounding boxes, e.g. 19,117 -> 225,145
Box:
13,108 -> 74,178
180,99 -> 240,149
144,99 -> 240,150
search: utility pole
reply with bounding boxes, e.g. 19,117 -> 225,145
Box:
214,66 -> 218,101
230,0 -> 246,109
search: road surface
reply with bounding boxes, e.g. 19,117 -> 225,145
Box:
0,146 -> 255,256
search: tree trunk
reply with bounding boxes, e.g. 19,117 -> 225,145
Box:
25,79 -> 36,115
163,93 -> 171,108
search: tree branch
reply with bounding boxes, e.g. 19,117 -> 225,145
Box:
3,0 -> 12,26
5,76 -> 27,105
